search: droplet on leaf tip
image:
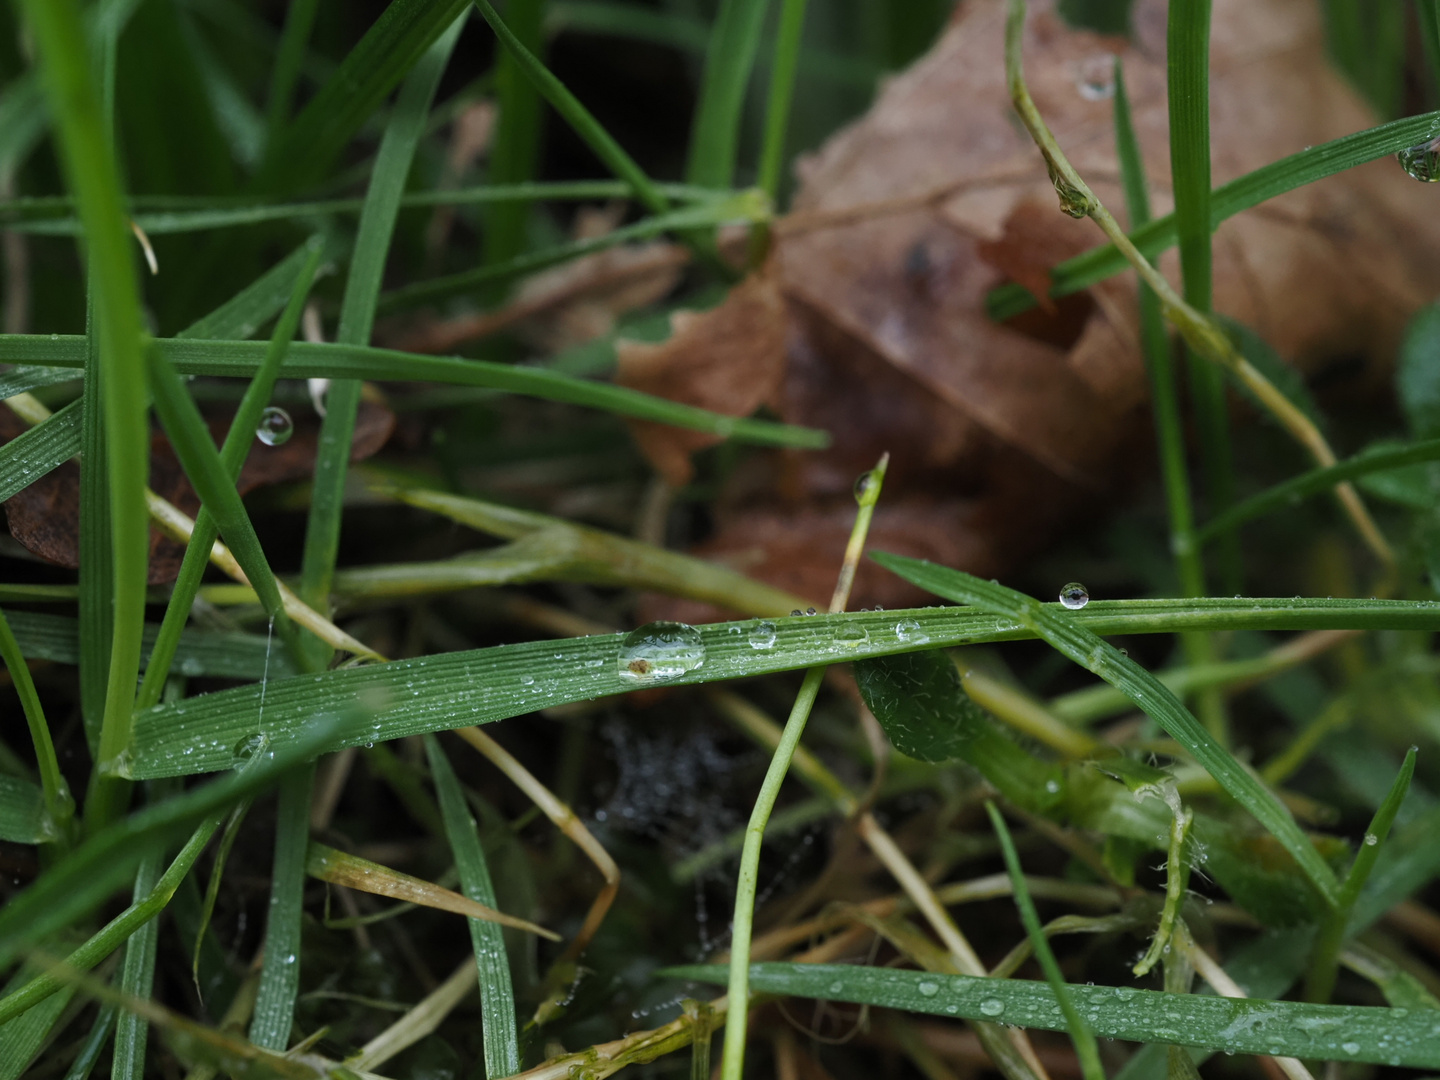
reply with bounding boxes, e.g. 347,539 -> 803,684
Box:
1398,138 -> 1440,182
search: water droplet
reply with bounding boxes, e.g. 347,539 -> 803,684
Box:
1364,832 -> 1378,846
520,674 -> 535,686
791,609 -> 803,617
1114,987 -> 1137,1001
1398,138 -> 1440,182
806,607 -> 817,616
1059,582 -> 1090,609
1044,779 -> 1061,794
748,621 -> 777,649
835,623 -> 869,648
232,733 -> 267,766
1075,54 -> 1116,100
917,980 -> 940,997
894,619 -> 930,644
255,406 -> 294,446
827,981 -> 844,995
1342,1043 -> 1360,1055
980,998 -> 1006,1017
617,621 -> 707,682
854,470 -> 877,504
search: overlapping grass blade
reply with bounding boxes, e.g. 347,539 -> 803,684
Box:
0,605 -> 71,840
257,0 -> 469,191
0,335 -> 826,449
0,775 -> 47,844
664,963 -> 1440,1067
122,596 -> 1440,779
176,237 -> 335,342
0,399 -> 81,502
0,966 -> 76,1080
987,109 -> 1440,320
870,553 -> 1340,907
112,848 -> 164,1079
0,715 -> 344,970
424,734 -> 520,1077
484,0 -> 543,272
247,765 -> 313,1051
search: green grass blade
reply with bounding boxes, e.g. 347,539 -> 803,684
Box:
0,717 -> 344,971
144,344 -> 297,650
986,108 -> 1440,320
0,399 -> 82,502
986,803 -> 1104,1080
0,813 -> 222,1026
263,0 -> 322,149
685,0 -> 771,190
122,596 -> 1440,780
1421,1 -> 1440,94
666,963 -> 1440,1067
0,76 -> 48,179
112,847 -> 163,1080
870,553 -> 1341,908
473,0 -> 668,215
0,606 -> 73,840
18,0 -> 150,796
755,0 -> 808,202
62,1004 -> 116,1080
247,764 -> 313,1052
424,734 -> 520,1077
484,0 -> 544,274
1197,437 -> 1440,543
0,970 -> 76,1080
0,774 -> 48,843
1306,747 -> 1417,1003
298,16 -> 462,672
135,238 -> 323,711
257,0 -> 469,191
0,333 -> 825,449
177,237 -> 335,342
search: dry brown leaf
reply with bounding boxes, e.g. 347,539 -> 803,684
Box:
634,0 -> 1440,614
615,269 -> 788,486
1,396 -> 395,582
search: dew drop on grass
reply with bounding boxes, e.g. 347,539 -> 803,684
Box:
1398,138 -> 1440,182
980,998 -> 1006,1017
854,470 -> 877,504
232,732 -> 268,766
1074,54 -> 1116,100
1342,1044 -> 1360,1056
1364,832 -> 1378,846
617,621 -> 706,682
917,980 -> 940,997
1059,582 -> 1090,609
256,406 -> 294,446
835,624 -> 869,648
748,621 -> 777,649
827,981 -> 844,995
894,619 -> 930,644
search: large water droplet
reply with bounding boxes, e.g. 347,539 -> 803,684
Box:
894,619 -> 930,644
1398,138 -> 1440,182
256,406 -> 294,446
617,621 -> 706,682
1059,582 -> 1090,609
854,470 -> 878,504
834,623 -> 869,649
917,980 -> 940,997
1342,1043 -> 1360,1056
1075,54 -> 1116,101
232,732 -> 268,766
748,621 -> 777,649
1364,832 -> 1378,846
980,998 -> 1006,1017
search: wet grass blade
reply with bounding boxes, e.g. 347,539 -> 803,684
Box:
0,606 -> 71,839
0,775 -> 48,844
686,0 -> 771,190
247,765 -> 313,1051
112,848 -> 163,1079
0,334 -> 826,449
664,963 -> 1440,1067
122,597 -> 1440,780
424,734 -> 520,1077
0,399 -> 82,501
870,553 -> 1341,908
986,109 -> 1440,319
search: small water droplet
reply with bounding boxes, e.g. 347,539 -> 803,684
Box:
791,609 -> 803,617
806,607 -> 817,616
1075,53 -> 1116,100
1059,582 -> 1090,609
748,621 -> 777,649
1114,987 -> 1137,1001
980,998 -> 1006,1017
1364,832 -> 1378,846
617,621 -> 707,682
256,406 -> 294,446
894,619 -> 930,644
917,980 -> 940,997
854,470 -> 877,504
1342,1043 -> 1360,1055
835,623 -> 869,648
827,981 -> 844,995
1045,779 -> 1061,794
520,674 -> 535,686
1398,138 -> 1440,182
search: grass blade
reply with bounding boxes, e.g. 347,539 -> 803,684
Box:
666,963 -> 1440,1067
0,398 -> 82,501
263,0 -> 321,149
122,596 -> 1440,780
0,605 -> 72,841
112,847 -> 163,1080
247,764 -> 313,1051
870,552 -> 1341,908
0,333 -> 826,449
484,0 -> 544,274
257,0 -> 469,190
755,0 -> 808,201
424,734 -> 520,1077
298,14 -> 462,670
685,0 -> 771,190
986,803 -> 1104,1080
0,775 -> 48,844
986,109 -> 1440,320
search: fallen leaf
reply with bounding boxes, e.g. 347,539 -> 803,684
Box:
1,395 -> 395,582
634,0 -> 1440,614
